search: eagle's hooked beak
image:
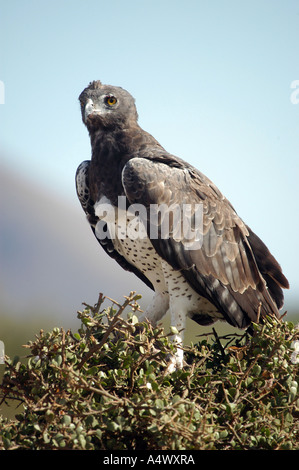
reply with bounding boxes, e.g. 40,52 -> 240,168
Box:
84,98 -> 101,122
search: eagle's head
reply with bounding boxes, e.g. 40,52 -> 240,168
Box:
79,80 -> 138,132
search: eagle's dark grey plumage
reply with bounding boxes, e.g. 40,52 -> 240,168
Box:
76,80 -> 289,371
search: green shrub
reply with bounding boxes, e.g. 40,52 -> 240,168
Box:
0,292 -> 298,450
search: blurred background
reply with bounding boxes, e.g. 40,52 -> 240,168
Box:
1,0 -> 298,395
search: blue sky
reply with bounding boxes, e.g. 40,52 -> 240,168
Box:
1,0 -> 299,306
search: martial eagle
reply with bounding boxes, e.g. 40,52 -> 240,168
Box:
76,80 -> 289,372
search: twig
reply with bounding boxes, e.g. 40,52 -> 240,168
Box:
212,328 -> 226,359
256,302 -> 262,324
77,292 -> 138,370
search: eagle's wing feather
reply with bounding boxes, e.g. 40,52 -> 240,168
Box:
122,156 -> 287,328
75,160 -> 154,290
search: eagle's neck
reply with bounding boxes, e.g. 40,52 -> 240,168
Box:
89,125 -> 142,205
90,125 -> 136,156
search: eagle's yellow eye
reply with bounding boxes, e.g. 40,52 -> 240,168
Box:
106,96 -> 117,106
